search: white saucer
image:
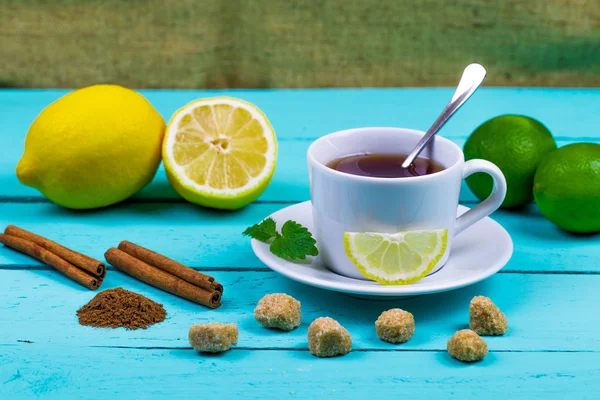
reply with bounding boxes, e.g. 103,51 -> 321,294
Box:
251,201 -> 513,298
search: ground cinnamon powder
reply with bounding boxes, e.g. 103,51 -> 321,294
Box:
77,288 -> 166,330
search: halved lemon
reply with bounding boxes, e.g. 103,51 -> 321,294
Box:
163,97 -> 277,210
344,229 -> 448,285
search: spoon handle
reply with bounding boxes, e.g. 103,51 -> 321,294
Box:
401,63 -> 487,168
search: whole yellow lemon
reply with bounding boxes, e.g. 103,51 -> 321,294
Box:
17,84 -> 165,209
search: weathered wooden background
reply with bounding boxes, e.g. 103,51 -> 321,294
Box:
1,0 -> 599,88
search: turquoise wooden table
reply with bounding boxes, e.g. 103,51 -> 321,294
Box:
1,88 -> 599,399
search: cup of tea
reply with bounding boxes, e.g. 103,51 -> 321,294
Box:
307,127 -> 507,280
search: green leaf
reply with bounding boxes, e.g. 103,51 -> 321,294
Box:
270,220 -> 319,260
243,218 -> 278,242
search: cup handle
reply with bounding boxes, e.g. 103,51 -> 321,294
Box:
455,159 -> 507,235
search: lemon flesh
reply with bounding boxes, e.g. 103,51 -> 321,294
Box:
16,84 -> 165,209
163,97 -> 277,210
344,229 -> 448,285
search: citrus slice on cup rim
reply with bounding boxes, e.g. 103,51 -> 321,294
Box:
344,229 -> 448,285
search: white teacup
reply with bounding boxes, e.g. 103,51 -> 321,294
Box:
307,127 -> 507,280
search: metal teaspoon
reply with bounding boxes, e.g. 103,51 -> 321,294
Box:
401,63 -> 487,169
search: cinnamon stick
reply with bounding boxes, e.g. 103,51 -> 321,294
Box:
212,281 -> 224,294
105,248 -> 221,308
0,234 -> 101,290
5,225 -> 105,278
118,241 -> 222,293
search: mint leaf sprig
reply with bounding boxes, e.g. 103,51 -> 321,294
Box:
243,218 -> 319,261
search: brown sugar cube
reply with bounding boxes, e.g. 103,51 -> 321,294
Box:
470,296 -> 508,336
447,329 -> 488,362
189,323 -> 238,353
254,293 -> 301,331
375,308 -> 415,344
308,317 -> 352,357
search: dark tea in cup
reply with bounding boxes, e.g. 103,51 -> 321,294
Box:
327,153 -> 445,178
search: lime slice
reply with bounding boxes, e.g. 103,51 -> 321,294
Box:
344,229 -> 448,285
163,97 -> 277,210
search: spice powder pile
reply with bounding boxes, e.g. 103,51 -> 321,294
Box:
77,288 -> 166,330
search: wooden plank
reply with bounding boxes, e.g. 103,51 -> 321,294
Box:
2,1 -> 600,88
1,269 -> 599,351
1,140 -> 317,202
2,89 -> 599,141
134,139 -> 580,205
1,345 -> 598,399
0,134 -> 594,203
0,202 -> 597,272
2,140 -> 482,203
2,89 -> 598,201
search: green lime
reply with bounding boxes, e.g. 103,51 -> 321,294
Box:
464,115 -> 557,208
533,143 -> 600,233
